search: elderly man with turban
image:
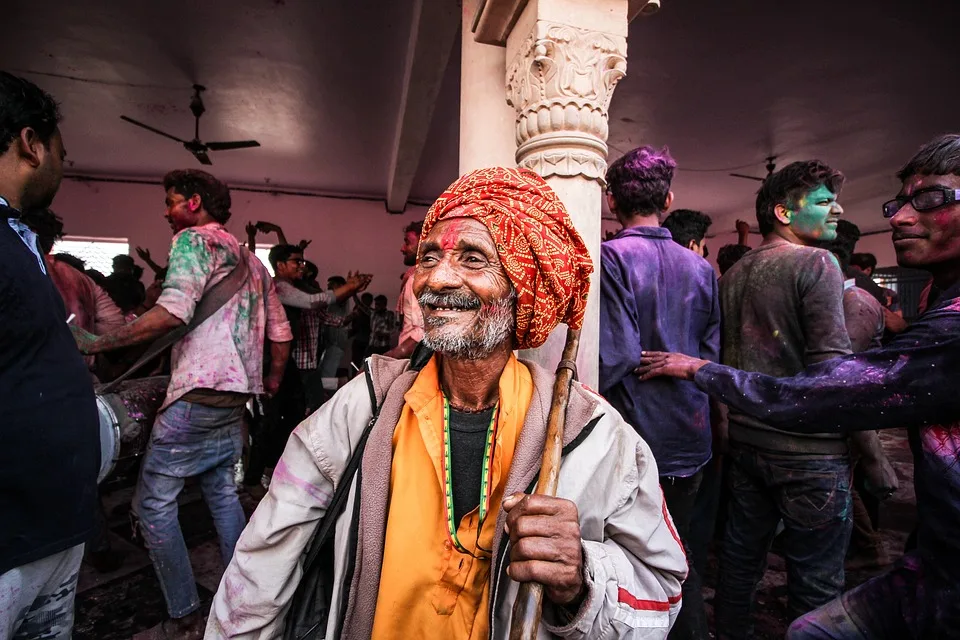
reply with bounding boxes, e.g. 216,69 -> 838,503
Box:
206,168 -> 686,640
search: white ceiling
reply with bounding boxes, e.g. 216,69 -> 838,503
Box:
5,0 -> 959,235
610,0 -> 960,236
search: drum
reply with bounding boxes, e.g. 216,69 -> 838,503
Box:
95,376 -> 169,483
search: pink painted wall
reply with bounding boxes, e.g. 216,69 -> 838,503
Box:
51,178 -> 427,307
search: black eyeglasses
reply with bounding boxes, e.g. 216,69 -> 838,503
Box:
285,258 -> 306,266
882,187 -> 960,218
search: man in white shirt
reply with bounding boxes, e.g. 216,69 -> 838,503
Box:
386,220 -> 423,358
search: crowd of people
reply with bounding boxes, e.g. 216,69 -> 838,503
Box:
2,68 -> 959,640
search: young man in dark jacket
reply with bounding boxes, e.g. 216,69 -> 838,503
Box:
638,133 -> 960,639
0,72 -> 100,639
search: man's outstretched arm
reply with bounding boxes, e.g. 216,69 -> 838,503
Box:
73,305 -> 183,354
637,309 -> 960,435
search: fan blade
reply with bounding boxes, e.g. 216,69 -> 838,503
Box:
206,140 -> 261,151
120,116 -> 187,144
191,148 -> 213,165
729,173 -> 766,182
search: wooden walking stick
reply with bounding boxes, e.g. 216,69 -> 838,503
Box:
508,326 -> 582,640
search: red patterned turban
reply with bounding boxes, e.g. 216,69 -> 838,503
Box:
422,167 -> 593,350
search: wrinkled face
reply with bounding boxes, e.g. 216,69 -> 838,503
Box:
401,230 -> 420,266
890,174 -> 960,270
276,252 -> 306,280
413,218 -> 515,359
786,184 -> 843,243
164,188 -> 202,233
23,129 -> 65,211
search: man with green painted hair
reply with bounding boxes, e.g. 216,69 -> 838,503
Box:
706,161 -> 897,638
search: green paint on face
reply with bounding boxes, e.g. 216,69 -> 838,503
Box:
789,184 -> 842,242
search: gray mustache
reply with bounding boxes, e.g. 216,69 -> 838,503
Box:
418,290 -> 482,311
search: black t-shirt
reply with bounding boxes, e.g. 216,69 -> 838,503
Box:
449,406 -> 495,525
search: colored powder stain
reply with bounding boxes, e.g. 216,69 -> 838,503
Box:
272,458 -> 333,505
439,219 -> 467,251
790,185 -> 838,239
934,211 -> 953,228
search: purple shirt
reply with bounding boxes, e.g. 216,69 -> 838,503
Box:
695,280 -> 960,589
599,226 -> 721,477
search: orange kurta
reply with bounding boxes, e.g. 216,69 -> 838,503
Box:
371,354 -> 533,640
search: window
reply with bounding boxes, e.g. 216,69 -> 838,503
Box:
873,267 -> 930,320
255,245 -> 274,276
52,236 -> 129,275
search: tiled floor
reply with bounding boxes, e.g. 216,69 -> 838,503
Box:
74,430 -> 916,639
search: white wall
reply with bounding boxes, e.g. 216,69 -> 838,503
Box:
51,178 -> 427,307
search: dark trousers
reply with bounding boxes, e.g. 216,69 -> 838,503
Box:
716,444 -> 853,640
351,340 -> 369,370
243,370 -> 304,487
689,455 -> 725,578
661,470 -> 709,640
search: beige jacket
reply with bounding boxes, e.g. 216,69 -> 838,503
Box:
206,354 -> 687,639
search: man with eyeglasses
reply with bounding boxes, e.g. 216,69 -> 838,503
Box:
243,245 -> 372,497
636,133 -> 960,638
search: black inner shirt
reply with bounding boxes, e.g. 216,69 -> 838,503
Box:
448,406 -> 496,525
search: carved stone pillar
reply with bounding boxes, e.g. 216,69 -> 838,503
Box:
506,23 -> 627,181
505,3 -> 628,388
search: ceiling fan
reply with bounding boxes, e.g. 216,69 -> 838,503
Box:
120,84 -> 260,166
730,156 -> 777,182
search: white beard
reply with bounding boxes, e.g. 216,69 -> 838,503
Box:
420,290 -> 516,360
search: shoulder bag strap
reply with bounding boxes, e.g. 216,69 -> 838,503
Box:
299,366 -> 381,572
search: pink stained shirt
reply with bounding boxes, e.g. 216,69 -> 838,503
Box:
396,266 -> 423,347
156,222 -> 293,410
46,257 -> 126,371
46,258 -> 125,336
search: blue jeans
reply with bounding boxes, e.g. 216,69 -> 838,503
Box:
134,401 -> 246,618
716,444 -> 853,640
787,553 -> 960,639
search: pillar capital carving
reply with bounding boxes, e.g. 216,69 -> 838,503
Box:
506,21 -> 627,181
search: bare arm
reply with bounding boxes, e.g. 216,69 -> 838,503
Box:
135,247 -> 165,275
264,341 -> 292,397
256,221 -> 289,245
736,219 -> 751,246
73,305 -> 183,354
882,306 -> 909,334
849,430 -> 898,498
245,222 -> 258,251
331,273 -> 373,304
